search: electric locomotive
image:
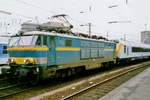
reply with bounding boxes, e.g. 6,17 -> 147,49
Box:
2,14 -> 117,84
5,31 -> 116,84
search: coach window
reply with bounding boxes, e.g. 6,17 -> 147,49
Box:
124,45 -> 126,53
65,39 -> 72,47
3,46 -> 7,54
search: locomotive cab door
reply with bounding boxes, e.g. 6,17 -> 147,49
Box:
47,36 -> 56,65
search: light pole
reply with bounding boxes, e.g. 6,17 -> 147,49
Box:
80,22 -> 92,37
126,0 -> 128,4
144,24 -> 147,31
5,23 -> 10,34
80,6 -> 92,37
108,5 -> 119,8
108,20 -> 131,24
0,10 -> 11,34
88,22 -> 92,37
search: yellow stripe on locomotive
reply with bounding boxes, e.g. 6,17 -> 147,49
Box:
7,47 -> 48,51
56,47 -> 80,51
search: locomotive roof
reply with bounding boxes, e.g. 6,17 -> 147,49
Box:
21,31 -> 115,43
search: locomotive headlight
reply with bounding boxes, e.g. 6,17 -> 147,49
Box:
24,59 -> 30,64
8,58 -> 15,64
24,58 -> 35,65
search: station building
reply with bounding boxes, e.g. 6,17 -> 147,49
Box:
141,31 -> 150,44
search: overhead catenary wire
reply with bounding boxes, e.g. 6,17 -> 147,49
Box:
14,0 -> 73,24
0,10 -> 12,15
0,9 -> 33,20
15,0 -> 59,15
15,0 -> 92,24
14,0 -> 96,31
0,9 -> 33,28
1,0 -> 97,35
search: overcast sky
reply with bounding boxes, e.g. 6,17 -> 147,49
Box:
0,0 -> 150,42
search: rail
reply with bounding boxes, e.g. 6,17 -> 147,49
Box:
62,62 -> 150,100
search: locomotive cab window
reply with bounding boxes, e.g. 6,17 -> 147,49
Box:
36,36 -> 42,46
9,35 -> 37,46
36,35 -> 48,46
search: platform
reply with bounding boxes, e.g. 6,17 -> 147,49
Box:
100,66 -> 150,100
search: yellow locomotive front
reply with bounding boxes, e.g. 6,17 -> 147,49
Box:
6,33 -> 49,84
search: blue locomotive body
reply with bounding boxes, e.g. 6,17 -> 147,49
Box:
55,36 -> 80,65
50,35 -> 116,66
6,31 -> 116,83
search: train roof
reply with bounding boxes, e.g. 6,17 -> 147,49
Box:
17,31 -> 115,43
119,40 -> 150,48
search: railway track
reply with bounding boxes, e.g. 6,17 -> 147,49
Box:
0,83 -> 32,99
0,78 -> 8,82
0,83 -> 31,98
0,78 -> 31,99
61,62 -> 150,100
0,61 -> 149,100
0,77 -> 20,88
0,67 -> 32,99
28,61 -> 150,100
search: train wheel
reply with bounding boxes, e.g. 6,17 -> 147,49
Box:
61,72 -> 67,78
105,62 -> 110,69
101,62 -> 109,70
71,69 -> 75,75
56,69 -> 71,78
101,63 -> 105,70
67,69 -> 72,76
56,71 -> 61,78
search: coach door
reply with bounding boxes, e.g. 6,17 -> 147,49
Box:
47,36 -> 56,65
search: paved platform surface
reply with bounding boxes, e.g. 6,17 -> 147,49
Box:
100,66 -> 150,100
